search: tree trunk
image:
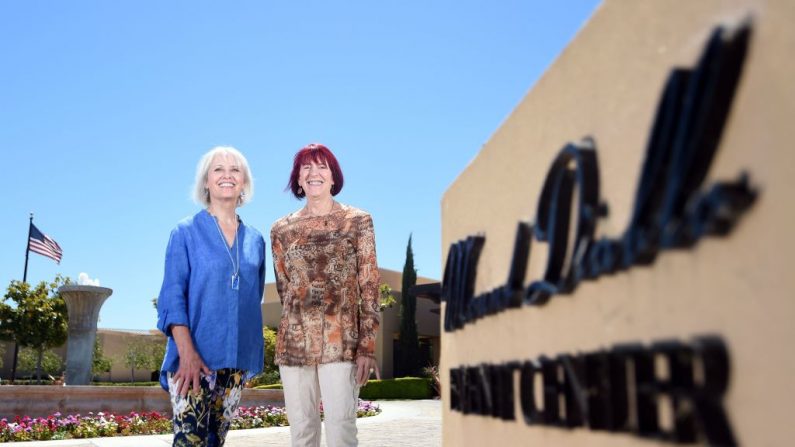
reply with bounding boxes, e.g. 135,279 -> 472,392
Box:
35,349 -> 43,384
131,366 -> 135,383
10,342 -> 18,383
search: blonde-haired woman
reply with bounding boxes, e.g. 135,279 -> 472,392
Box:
157,146 -> 265,447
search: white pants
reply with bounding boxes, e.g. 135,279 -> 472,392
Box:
280,362 -> 360,447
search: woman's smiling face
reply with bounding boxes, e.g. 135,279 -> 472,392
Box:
205,152 -> 245,204
299,158 -> 334,199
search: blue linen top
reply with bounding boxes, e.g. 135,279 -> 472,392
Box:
156,209 -> 265,391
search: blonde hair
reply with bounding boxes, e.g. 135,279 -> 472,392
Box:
192,146 -> 254,207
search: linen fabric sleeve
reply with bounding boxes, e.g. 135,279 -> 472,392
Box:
355,214 -> 381,359
156,227 -> 191,336
270,227 -> 290,306
258,234 -> 267,305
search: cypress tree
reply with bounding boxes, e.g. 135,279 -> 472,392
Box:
398,234 -> 420,376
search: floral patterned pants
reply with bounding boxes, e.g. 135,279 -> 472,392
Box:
167,368 -> 246,447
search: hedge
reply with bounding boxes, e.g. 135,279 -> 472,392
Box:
1,379 -> 57,385
360,377 -> 432,399
254,377 -> 433,399
1,380 -> 160,387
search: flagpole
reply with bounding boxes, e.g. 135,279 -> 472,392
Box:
12,213 -> 33,383
23,213 -> 32,282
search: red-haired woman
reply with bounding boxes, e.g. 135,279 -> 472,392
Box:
270,143 -> 381,446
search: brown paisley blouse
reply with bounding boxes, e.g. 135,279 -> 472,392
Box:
270,203 -> 380,366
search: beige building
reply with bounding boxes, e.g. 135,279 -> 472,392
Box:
0,329 -> 162,383
441,0 -> 794,446
94,329 -> 166,383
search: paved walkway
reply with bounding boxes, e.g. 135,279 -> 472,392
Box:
1,400 -> 441,447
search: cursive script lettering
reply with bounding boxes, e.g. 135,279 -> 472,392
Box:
442,23 -> 757,332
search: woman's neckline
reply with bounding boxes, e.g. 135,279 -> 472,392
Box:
204,208 -> 241,224
294,201 -> 343,219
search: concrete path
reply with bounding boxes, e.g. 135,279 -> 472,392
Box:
0,400 -> 441,447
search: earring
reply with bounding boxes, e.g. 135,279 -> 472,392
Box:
297,186 -> 303,195
240,191 -> 246,197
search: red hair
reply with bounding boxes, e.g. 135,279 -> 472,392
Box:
286,143 -> 344,199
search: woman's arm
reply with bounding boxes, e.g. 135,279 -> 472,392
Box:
258,235 -> 267,304
354,214 -> 381,384
271,228 -> 290,305
170,325 -> 211,396
156,226 -> 209,396
156,228 -> 191,335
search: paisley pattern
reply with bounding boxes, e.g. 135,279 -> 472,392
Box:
271,203 -> 380,366
167,368 -> 245,447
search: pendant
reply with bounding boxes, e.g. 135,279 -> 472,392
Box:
231,273 -> 240,290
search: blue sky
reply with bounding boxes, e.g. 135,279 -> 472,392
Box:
1,1 -> 600,330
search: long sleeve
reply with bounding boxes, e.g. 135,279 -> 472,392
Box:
259,243 -> 267,305
156,227 -> 190,336
355,214 -> 380,358
271,228 -> 289,306
272,205 -> 382,367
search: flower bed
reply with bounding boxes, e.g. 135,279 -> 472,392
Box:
0,400 -> 380,442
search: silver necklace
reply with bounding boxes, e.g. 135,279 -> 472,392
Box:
213,216 -> 240,290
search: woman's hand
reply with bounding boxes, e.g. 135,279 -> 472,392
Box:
171,325 -> 212,397
355,356 -> 380,386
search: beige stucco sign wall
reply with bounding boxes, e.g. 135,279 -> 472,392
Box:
440,0 -> 794,445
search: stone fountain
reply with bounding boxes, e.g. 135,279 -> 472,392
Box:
58,285 -> 113,385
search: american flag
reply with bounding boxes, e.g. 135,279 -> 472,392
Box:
28,223 -> 63,264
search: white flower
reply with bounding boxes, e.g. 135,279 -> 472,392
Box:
223,387 -> 243,420
168,376 -> 189,415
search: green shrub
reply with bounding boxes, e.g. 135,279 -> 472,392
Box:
91,381 -> 160,387
359,377 -> 432,400
5,378 -> 58,385
422,365 -> 441,397
248,369 -> 281,387
254,377 -> 433,399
